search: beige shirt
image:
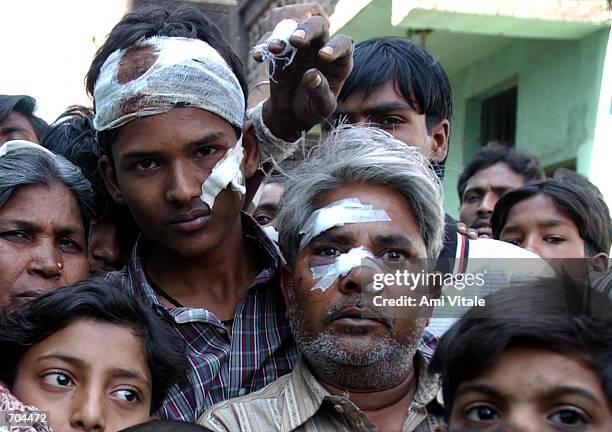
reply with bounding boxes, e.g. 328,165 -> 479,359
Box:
198,353 -> 444,432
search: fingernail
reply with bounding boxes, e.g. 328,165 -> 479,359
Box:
309,73 -> 322,88
320,46 -> 334,57
292,29 -> 306,40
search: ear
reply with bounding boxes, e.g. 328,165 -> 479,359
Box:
280,264 -> 294,320
98,155 -> 125,205
429,119 -> 450,164
588,252 -> 609,273
241,120 -> 261,180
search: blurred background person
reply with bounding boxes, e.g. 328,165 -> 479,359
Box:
0,94 -> 48,145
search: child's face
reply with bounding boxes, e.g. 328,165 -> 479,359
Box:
449,346 -> 612,431
13,318 -> 152,432
498,194 -> 586,259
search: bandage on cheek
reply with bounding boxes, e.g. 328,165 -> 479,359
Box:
252,19 -> 299,82
310,247 -> 385,292
199,140 -> 246,209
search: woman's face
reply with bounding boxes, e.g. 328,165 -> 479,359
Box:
0,183 -> 89,312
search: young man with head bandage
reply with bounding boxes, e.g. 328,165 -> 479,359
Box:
200,125 -> 446,431
86,5 -> 353,422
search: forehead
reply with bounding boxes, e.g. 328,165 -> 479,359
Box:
507,194 -> 575,226
337,81 -> 415,114
22,318 -> 149,377
113,107 -> 237,154
464,346 -> 604,399
317,183 -> 424,244
465,162 -> 526,191
258,182 -> 284,206
0,183 -> 83,230
0,111 -> 36,130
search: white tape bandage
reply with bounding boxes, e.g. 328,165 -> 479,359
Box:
200,139 -> 246,209
0,140 -> 55,158
299,198 -> 392,249
311,247 -> 384,291
252,19 -> 299,82
93,36 -> 245,131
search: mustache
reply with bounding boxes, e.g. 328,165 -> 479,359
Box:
323,296 -> 395,329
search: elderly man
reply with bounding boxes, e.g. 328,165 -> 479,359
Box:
0,95 -> 48,145
200,125 -> 446,431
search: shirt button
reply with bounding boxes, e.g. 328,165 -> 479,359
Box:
334,404 -> 344,413
238,388 -> 247,396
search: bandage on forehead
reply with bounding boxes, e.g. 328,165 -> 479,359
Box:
252,19 -> 299,82
93,36 -> 245,132
311,247 -> 384,291
299,198 -> 392,249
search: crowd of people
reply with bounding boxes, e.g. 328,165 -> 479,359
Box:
0,3 -> 611,432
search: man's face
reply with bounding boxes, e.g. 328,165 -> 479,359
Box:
449,347 -> 612,431
283,183 -> 430,389
0,184 -> 88,313
0,111 -> 39,145
328,80 -> 449,163
498,194 -> 586,260
459,162 -> 526,238
101,107 -> 251,258
253,182 -> 284,228
13,318 -> 153,432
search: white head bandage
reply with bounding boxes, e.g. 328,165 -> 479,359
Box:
199,139 -> 246,209
93,36 -> 245,131
311,247 -> 384,291
0,140 -> 55,158
299,198 -> 392,249
252,19 -> 299,81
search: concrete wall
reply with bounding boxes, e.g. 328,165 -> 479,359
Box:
442,28 -> 610,216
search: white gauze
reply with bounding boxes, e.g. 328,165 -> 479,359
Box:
0,140 -> 55,158
311,247 -> 384,291
299,198 -> 392,249
252,19 -> 299,82
93,36 -> 245,131
200,139 -> 246,209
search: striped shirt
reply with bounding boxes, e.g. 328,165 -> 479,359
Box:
106,214 -> 298,422
199,353 -> 444,432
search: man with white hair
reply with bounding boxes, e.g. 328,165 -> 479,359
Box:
200,125 -> 446,431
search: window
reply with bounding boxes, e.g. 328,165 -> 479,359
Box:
480,86 -> 517,147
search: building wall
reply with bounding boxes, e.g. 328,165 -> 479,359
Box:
443,28 -> 610,216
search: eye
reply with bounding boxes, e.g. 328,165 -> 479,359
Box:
195,146 -> 217,158
254,214 -> 272,226
314,246 -> 342,257
136,159 -> 159,170
380,250 -> 408,262
502,238 -> 522,246
42,372 -> 74,387
111,389 -> 141,403
544,235 -> 566,244
463,193 -> 481,203
58,237 -> 83,253
465,404 -> 501,422
549,407 -> 589,426
0,230 -> 30,244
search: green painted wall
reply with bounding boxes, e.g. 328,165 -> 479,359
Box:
443,28 -> 609,217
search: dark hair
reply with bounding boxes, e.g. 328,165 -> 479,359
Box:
120,420 -> 212,432
338,37 -> 452,133
0,95 -> 49,142
457,145 -> 545,202
491,177 -> 612,256
85,6 -> 247,156
0,278 -> 186,412
430,278 -> 612,421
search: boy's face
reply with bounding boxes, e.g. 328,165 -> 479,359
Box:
450,346 -> 612,431
100,107 -> 251,258
12,318 -> 152,432
498,194 -> 586,260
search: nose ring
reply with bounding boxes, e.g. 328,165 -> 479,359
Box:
57,261 -> 63,270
